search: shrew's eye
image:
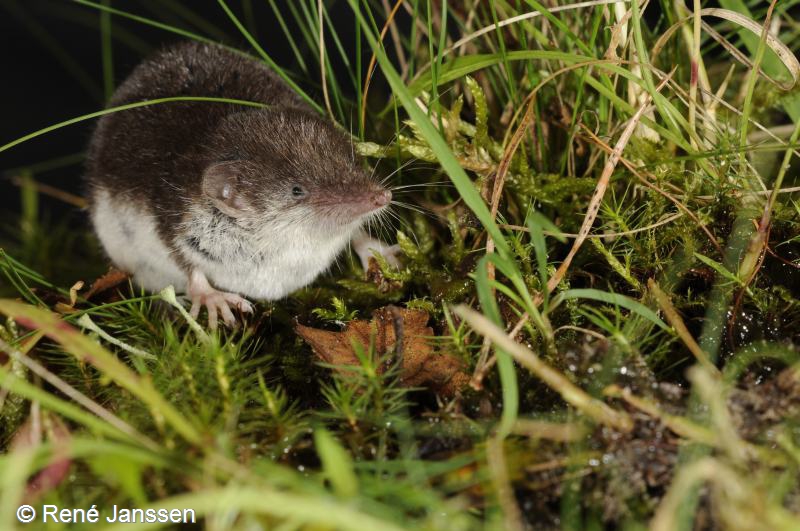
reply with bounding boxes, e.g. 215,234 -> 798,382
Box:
292,186 -> 306,198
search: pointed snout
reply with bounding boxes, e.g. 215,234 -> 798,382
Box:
324,187 -> 391,221
372,189 -> 392,208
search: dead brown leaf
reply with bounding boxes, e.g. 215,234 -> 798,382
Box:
84,268 -> 130,300
295,307 -> 469,397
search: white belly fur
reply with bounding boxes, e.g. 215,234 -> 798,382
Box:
198,234 -> 352,300
91,188 -> 188,292
177,209 -> 357,300
91,189 -> 357,300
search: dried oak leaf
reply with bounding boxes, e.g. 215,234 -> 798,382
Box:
295,307 -> 469,397
84,267 -> 130,300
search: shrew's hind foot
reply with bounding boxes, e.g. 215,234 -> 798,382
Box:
187,270 -> 254,330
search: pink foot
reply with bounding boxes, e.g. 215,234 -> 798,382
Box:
353,235 -> 402,271
187,270 -> 253,329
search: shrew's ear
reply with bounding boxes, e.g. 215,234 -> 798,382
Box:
202,161 -> 250,217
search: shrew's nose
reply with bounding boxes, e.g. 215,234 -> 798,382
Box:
373,189 -> 392,207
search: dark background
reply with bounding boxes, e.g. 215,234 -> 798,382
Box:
0,0 -> 369,216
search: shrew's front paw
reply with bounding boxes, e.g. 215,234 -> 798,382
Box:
187,270 -> 253,329
353,235 -> 403,272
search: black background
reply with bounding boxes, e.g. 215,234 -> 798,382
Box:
0,0 -> 366,216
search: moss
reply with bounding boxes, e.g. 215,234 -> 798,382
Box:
1,1 -> 799,528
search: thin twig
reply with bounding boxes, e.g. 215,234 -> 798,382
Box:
486,437 -> 524,531
687,0 -> 702,148
457,306 -> 633,431
388,305 -> 405,360
472,310 -> 531,387
604,384 -> 715,444
546,70 -> 674,294
648,279 -> 719,375
10,176 -> 88,208
579,124 -> 724,255
0,337 -> 160,451
318,0 -> 334,121
77,314 -> 156,360
440,0 -> 632,59
361,0 -> 406,132
499,211 -> 683,238
381,0 -> 408,77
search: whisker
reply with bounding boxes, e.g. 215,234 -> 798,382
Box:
382,208 -> 401,235
373,214 -> 392,244
391,186 -> 454,195
385,207 -> 422,247
369,158 -> 380,182
391,200 -> 434,213
392,190 -> 447,197
379,157 -> 418,186
391,181 -> 453,190
383,209 -> 409,235
395,209 -> 437,223
364,123 -> 414,183
349,114 -> 355,164
381,162 -> 441,186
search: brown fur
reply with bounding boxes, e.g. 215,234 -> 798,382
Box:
86,41 -> 383,273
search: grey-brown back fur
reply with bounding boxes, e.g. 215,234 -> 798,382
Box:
86,41 -> 374,247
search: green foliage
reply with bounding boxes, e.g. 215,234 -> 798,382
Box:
312,297 -> 358,322
1,0 -> 800,529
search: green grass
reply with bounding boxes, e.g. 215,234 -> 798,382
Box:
2,0 -> 800,529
